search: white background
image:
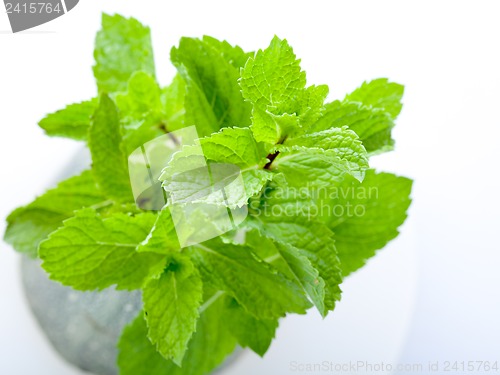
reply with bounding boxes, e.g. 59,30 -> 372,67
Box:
1,1 -> 499,374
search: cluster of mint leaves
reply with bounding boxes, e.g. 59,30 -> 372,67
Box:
4,13 -> 413,375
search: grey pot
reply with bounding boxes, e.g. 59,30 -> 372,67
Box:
21,256 -> 142,375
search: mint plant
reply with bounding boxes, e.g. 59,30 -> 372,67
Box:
4,13 -> 413,375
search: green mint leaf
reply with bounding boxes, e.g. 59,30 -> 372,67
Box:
115,72 -> 166,154
274,242 -> 327,317
223,298 -> 278,357
118,314 -> 174,375
310,100 -> 395,154
249,106 -> 281,144
308,79 -> 404,155
116,72 -> 162,124
240,36 -> 306,113
89,94 -> 133,202
143,257 -> 203,366
169,290 -> 237,375
160,127 -> 273,208
272,146 -> 364,188
39,209 -> 165,290
118,294 -> 237,375
284,126 -> 369,180
199,127 -> 273,203
161,74 -> 186,132
202,36 -> 254,69
250,214 -> 342,313
4,170 -> 105,257
171,37 -> 252,137
243,229 -> 294,275
199,127 -> 267,167
245,230 -> 327,317
286,126 -> 366,156
345,78 -> 404,119
93,13 -> 155,93
137,210 -> 180,255
115,72 -> 186,155
322,170 -> 413,276
188,238 -> 312,319
294,84 -> 330,130
38,99 -> 97,141
162,163 -> 272,209
241,38 -> 330,142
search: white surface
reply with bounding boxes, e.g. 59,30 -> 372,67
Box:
0,1 -> 499,374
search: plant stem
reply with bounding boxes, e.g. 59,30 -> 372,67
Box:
264,135 -> 288,170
